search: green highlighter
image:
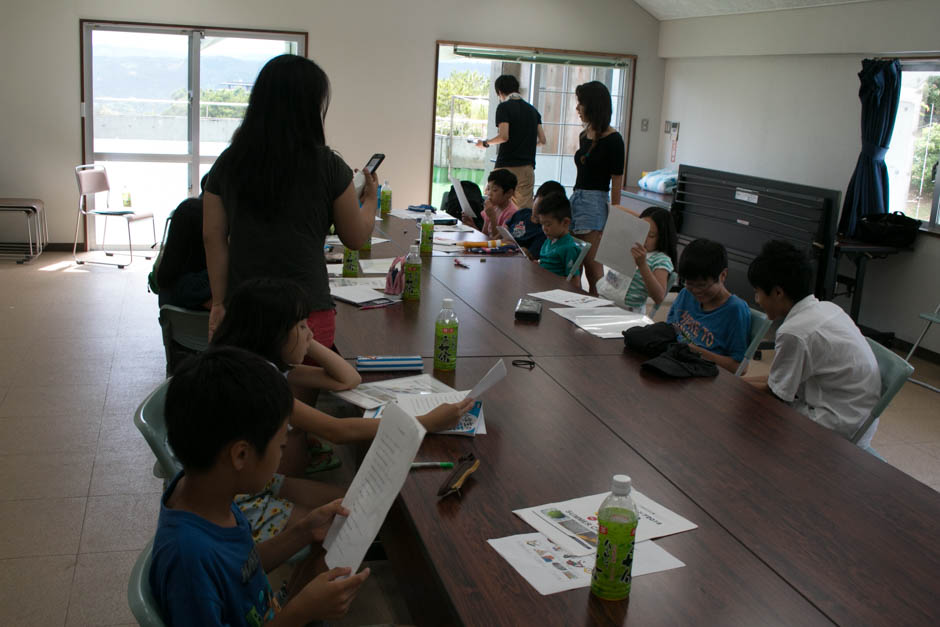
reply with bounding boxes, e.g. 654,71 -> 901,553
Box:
410,462 -> 454,469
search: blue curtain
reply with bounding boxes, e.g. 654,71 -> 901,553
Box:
838,59 -> 902,237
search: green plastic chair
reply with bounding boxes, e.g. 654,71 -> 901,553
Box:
850,338 -> 915,445
648,271 -> 678,318
134,380 -> 181,481
735,308 -> 773,376
158,305 -> 210,376
904,303 -> 939,393
566,240 -> 592,281
127,539 -> 166,627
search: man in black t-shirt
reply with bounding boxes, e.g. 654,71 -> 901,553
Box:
476,75 -> 546,210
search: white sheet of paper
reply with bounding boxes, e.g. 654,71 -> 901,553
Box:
550,307 -> 653,338
396,390 -> 469,416
528,289 -> 613,308
487,533 -> 684,596
468,359 -> 507,398
359,258 -> 397,275
435,223 -> 474,232
324,403 -> 427,572
595,209 -> 651,277
514,491 -> 698,556
332,374 -> 456,409
329,277 -> 387,289
497,225 -> 532,259
325,235 -> 390,246
448,175 -> 475,218
329,285 -> 386,305
326,264 -> 343,276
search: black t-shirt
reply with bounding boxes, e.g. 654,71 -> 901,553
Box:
573,131 -> 625,191
494,97 -> 542,168
157,197 -> 206,291
205,145 -> 353,311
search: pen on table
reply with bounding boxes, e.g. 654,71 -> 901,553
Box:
411,462 -> 454,469
454,259 -> 469,269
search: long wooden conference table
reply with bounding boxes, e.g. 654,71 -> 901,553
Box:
330,214 -> 940,626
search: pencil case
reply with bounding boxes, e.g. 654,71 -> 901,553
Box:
355,355 -> 424,371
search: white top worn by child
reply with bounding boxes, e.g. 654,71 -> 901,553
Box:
597,207 -> 676,313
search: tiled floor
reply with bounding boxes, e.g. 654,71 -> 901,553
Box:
0,252 -> 937,625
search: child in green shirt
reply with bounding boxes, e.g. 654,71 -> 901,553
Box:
537,192 -> 582,280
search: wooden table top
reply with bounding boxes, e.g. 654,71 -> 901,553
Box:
536,354 -> 940,626
329,214 -> 940,626
355,359 -> 831,627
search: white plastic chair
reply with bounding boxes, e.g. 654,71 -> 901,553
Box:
158,305 -> 210,376
73,164 -> 156,268
904,303 -> 939,393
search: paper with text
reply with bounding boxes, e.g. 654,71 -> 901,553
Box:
487,533 -> 684,596
332,374 -> 455,409
324,403 -> 426,572
550,307 -> 653,338
514,491 -> 697,557
364,403 -> 487,435
359,258 -> 398,275
329,285 -> 387,305
329,277 -> 388,289
595,208 -> 650,277
528,290 -> 613,308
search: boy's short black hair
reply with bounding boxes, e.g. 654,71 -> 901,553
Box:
747,240 -> 814,302
536,192 -> 571,222
488,168 -> 518,193
535,180 -> 565,200
494,74 -> 520,96
678,238 -> 728,282
166,346 -> 294,473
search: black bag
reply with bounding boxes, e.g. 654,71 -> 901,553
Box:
623,322 -> 677,357
443,181 -> 484,230
856,211 -> 921,247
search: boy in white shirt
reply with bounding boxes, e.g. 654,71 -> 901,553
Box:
744,240 -> 881,448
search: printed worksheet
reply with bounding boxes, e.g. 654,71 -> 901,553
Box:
595,209 -> 650,277
359,258 -> 398,275
324,403 -> 427,572
551,307 -> 653,338
364,403 -> 487,435
487,533 -> 684,595
332,374 -> 455,409
528,289 -> 613,308
329,277 -> 388,289
514,491 -> 698,556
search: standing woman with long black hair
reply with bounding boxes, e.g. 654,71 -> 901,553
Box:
202,54 -> 377,344
570,80 -> 625,294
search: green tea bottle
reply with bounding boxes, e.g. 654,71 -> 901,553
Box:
380,179 -> 392,216
403,245 -> 422,301
591,474 -> 639,601
342,246 -> 359,277
433,298 -> 458,371
420,210 -> 434,256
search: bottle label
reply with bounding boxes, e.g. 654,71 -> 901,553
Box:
342,249 -> 359,277
403,263 -> 421,300
122,192 -> 131,208
434,323 -> 458,370
590,509 -> 637,601
420,223 -> 433,255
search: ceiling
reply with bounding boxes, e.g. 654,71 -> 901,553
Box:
633,0 -> 878,21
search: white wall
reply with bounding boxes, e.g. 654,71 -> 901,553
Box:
657,0 -> 940,352
0,0 -> 663,245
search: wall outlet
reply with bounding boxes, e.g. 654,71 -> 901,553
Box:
641,118 -> 649,132
664,121 -> 672,133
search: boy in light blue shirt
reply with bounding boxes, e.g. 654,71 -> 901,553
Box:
667,239 -> 751,373
537,192 -> 582,279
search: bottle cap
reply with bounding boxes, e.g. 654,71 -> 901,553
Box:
611,474 -> 632,495
442,298 -> 454,309
409,244 -> 420,254
425,209 -> 433,216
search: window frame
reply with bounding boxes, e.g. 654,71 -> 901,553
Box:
429,40 -> 636,202
78,19 -> 306,249
892,57 -> 940,234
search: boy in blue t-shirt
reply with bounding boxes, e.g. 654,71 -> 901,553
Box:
666,239 -> 751,373
537,192 -> 582,279
505,180 -> 563,259
151,347 -> 369,626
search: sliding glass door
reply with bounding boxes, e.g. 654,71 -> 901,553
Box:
80,22 -> 304,249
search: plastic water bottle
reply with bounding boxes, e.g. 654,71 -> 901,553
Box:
420,210 -> 434,256
342,246 -> 359,277
380,180 -> 392,216
403,245 -> 421,301
434,298 -> 458,371
121,185 -> 132,208
591,474 -> 639,601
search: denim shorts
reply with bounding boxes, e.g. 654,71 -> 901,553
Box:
570,189 -> 609,234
